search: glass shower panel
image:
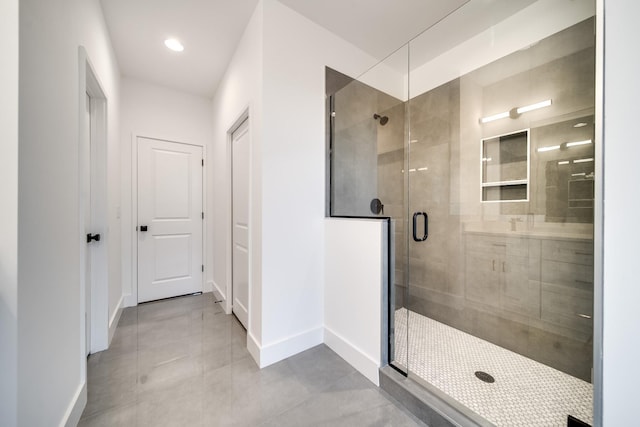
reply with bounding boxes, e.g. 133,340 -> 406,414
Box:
404,1 -> 596,426
328,46 -> 409,370
329,48 -> 408,219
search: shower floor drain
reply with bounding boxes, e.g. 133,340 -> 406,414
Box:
474,371 -> 495,383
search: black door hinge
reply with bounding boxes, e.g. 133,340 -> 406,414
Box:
201,265 -> 204,272
201,159 -> 204,166
201,212 -> 204,219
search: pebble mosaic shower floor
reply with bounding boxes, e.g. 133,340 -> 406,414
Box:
394,308 -> 593,427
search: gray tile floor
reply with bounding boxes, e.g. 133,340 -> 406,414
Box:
79,294 -> 424,426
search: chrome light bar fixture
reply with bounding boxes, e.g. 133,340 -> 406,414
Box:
538,139 -> 593,153
480,99 -> 552,124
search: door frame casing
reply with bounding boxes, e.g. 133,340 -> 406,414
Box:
78,47 -> 109,363
130,134 -> 207,305
225,109 -> 251,318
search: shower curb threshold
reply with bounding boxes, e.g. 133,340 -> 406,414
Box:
379,366 -> 494,427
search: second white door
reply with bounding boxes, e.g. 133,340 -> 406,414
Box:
83,92 -> 92,355
232,119 -> 250,328
137,137 -> 203,303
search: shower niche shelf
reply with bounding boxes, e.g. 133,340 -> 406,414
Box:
481,129 -> 530,202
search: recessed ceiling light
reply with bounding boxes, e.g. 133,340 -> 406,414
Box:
573,122 -> 588,128
164,38 -> 184,52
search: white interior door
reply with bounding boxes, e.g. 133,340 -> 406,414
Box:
137,137 -> 203,303
83,92 -> 92,356
232,119 -> 250,328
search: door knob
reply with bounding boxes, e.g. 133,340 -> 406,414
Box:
86,233 -> 101,243
140,225 -> 148,232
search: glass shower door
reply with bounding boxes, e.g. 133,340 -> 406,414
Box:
404,1 -> 596,425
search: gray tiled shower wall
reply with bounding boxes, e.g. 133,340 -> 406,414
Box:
328,18 -> 595,382
330,72 -> 406,218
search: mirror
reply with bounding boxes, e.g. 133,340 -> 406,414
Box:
535,115 -> 595,223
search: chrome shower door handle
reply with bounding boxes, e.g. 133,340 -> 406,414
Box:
412,212 -> 429,242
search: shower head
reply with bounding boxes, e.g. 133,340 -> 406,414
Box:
373,113 -> 389,126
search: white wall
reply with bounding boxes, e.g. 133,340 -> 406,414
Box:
602,0 -> 640,425
120,77 -> 213,306
357,49 -> 408,102
0,0 -> 18,425
18,0 -> 120,425
79,0 -> 122,350
255,0 -> 378,366
211,0 -> 379,367
210,0 -> 264,353
325,219 -> 386,385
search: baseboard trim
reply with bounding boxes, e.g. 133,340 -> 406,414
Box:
60,381 -> 87,427
211,279 -> 226,300
324,326 -> 380,385
123,293 -> 137,308
247,331 -> 261,366
211,279 -> 230,313
250,326 -> 324,368
205,280 -> 214,293
108,295 -> 124,345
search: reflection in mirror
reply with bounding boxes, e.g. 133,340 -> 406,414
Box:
534,116 -> 595,223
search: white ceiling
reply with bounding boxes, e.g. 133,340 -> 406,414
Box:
105,0 -> 560,97
99,0 -> 472,98
277,0 -> 468,60
100,0 -> 259,97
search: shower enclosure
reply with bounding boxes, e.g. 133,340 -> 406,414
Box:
327,1 -> 597,426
